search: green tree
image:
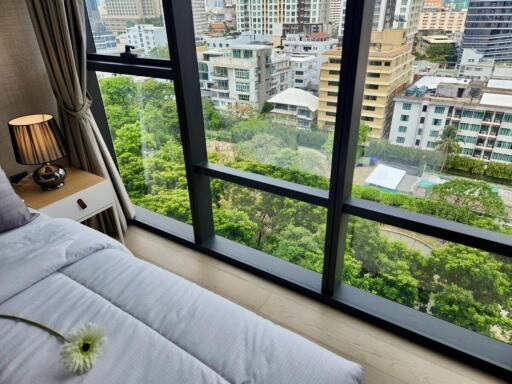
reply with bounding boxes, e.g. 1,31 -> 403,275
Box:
202,98 -> 222,131
214,208 -> 258,245
436,125 -> 461,171
421,43 -> 457,63
429,179 -> 507,219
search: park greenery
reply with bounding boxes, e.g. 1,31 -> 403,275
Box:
416,43 -> 457,64
99,75 -> 512,344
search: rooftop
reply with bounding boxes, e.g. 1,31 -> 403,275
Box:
268,88 -> 319,111
413,76 -> 470,90
487,79 -> 512,91
480,93 -> 512,108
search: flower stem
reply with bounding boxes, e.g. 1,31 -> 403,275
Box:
0,314 -> 69,343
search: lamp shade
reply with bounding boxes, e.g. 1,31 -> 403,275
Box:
8,114 -> 67,165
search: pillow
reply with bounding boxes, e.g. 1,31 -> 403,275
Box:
0,167 -> 38,233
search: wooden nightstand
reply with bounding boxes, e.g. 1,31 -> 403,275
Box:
14,167 -> 124,243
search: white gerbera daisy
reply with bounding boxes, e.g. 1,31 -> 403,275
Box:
60,323 -> 106,375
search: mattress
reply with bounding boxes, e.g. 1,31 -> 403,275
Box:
0,217 -> 363,383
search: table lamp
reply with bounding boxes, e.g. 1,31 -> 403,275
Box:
8,114 -> 68,190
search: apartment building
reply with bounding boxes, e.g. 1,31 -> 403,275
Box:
100,0 -> 162,34
419,8 -> 467,33
389,77 -> 512,163
127,24 -> 166,55
282,33 -> 338,90
458,48 -> 495,80
236,0 -> 329,35
290,55 -> 317,91
198,44 -> 291,111
458,48 -> 512,81
318,29 -> 414,139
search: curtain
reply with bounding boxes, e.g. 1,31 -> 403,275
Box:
25,0 -> 134,232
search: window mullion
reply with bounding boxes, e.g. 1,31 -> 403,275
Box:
322,0 -> 376,296
162,0 -> 214,244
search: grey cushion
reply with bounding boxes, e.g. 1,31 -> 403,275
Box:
0,167 -> 38,233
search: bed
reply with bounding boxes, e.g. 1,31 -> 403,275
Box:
0,215 -> 363,383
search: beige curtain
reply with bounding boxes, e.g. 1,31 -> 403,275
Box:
25,0 -> 134,231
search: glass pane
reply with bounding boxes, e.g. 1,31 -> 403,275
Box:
191,1 -> 344,188
344,216 -> 512,344
351,0 -> 512,237
211,180 -> 327,273
97,73 -> 191,222
86,0 -> 169,58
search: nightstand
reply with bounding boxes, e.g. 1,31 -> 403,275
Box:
14,167 -> 124,243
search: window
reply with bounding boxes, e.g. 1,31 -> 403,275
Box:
85,1 -> 512,371
491,153 -> 512,162
235,82 -> 250,93
97,74 -> 190,223
461,109 -> 485,119
499,128 -> 512,136
345,216 -> 512,345
235,69 -> 250,79
434,106 -> 445,114
432,118 -> 442,126
86,0 -> 169,58
429,130 -> 439,137
503,114 -> 512,123
403,103 -> 412,110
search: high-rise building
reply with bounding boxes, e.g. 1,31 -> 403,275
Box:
192,0 -> 209,36
318,29 -> 414,138
236,0 -> 329,36
101,0 -> 162,35
419,8 -> 467,33
389,77 -> 512,164
85,0 -> 117,50
460,1 -> 512,62
335,0 -> 422,42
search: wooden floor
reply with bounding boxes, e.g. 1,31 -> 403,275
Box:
125,226 -> 505,384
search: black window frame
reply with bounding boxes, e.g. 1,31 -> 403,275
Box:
85,0 -> 511,377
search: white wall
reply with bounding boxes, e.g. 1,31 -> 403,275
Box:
0,0 -> 58,176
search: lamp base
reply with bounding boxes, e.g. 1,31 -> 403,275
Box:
33,163 -> 67,191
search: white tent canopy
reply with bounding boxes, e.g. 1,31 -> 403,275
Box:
365,164 -> 407,190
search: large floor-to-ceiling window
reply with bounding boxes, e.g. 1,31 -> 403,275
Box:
85,0 -> 511,375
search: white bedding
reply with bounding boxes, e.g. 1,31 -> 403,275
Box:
0,218 -> 363,383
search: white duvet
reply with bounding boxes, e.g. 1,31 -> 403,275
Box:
0,218 -> 363,383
